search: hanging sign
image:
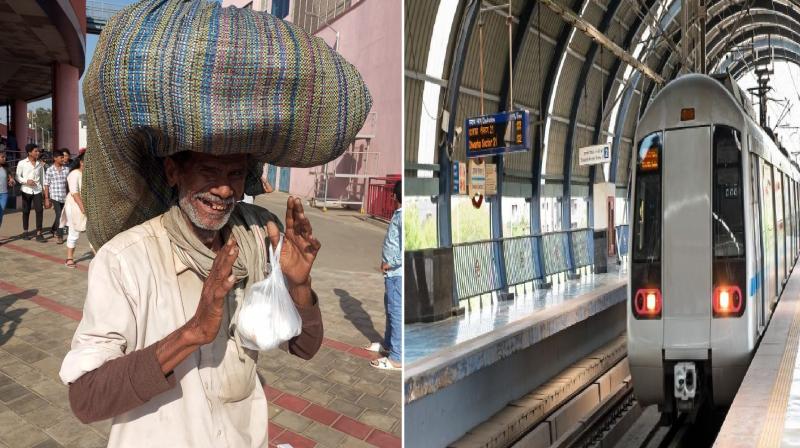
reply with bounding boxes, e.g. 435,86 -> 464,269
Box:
459,162 -> 467,194
485,163 -> 497,196
465,110 -> 530,158
578,144 -> 611,166
452,162 -> 467,194
468,160 -> 485,196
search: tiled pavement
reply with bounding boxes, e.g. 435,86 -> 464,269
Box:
0,192 -> 401,448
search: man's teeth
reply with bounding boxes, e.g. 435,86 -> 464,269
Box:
200,199 -> 227,211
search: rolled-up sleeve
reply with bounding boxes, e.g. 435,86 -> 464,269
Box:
382,210 -> 402,269
61,247 -> 174,423
288,291 -> 323,360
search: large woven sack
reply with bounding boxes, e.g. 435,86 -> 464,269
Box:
83,0 -> 372,249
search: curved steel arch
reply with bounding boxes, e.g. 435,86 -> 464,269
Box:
731,52 -> 800,79
708,25 -> 800,69
561,0 -> 625,263
437,0 -> 481,248
716,35 -> 800,73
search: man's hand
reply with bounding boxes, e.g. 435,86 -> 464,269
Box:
44,198 -> 51,209
380,262 -> 390,273
26,179 -> 36,187
266,197 -> 321,306
184,235 -> 239,345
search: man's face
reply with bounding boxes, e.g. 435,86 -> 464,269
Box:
0,152 -> 5,164
29,148 -> 40,160
165,152 -> 249,231
55,152 -> 67,166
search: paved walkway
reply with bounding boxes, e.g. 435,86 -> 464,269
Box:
0,192 -> 400,448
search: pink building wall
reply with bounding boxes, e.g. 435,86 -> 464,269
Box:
219,0 -> 401,206
288,0 -> 401,205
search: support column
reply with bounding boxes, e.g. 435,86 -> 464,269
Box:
53,63 -> 80,155
12,99 -> 27,151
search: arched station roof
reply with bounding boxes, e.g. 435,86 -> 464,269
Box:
405,0 -> 800,198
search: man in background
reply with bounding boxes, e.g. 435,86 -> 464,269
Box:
368,180 -> 402,370
15,143 -> 45,241
44,148 -> 70,244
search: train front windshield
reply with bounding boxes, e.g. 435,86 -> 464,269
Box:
633,133 -> 662,263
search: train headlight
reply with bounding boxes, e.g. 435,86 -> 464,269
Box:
719,290 -> 730,310
646,292 -> 657,311
713,286 -> 743,317
634,288 -> 662,319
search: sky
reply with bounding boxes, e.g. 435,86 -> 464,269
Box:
738,61 -> 800,157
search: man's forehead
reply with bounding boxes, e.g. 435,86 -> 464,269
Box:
186,152 -> 249,165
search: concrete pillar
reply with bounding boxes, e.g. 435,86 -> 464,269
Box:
12,99 -> 27,151
53,62 -> 80,155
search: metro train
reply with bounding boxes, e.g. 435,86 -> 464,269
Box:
627,73 -> 800,418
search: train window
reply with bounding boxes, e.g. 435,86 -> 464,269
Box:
632,132 -> 662,262
712,126 -> 745,259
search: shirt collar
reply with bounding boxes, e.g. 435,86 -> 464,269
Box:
171,243 -> 191,275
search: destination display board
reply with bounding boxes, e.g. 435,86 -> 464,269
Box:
465,110 -> 530,158
578,144 -> 611,166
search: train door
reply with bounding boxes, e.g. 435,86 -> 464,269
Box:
763,163 -> 777,308
750,153 -> 766,331
662,127 -> 711,348
774,167 -> 786,289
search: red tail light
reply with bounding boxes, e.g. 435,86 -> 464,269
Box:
713,286 -> 743,317
634,288 -> 662,319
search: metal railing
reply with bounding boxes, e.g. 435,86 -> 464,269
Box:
451,228 -> 595,301
86,1 -> 123,34
295,0 -> 364,35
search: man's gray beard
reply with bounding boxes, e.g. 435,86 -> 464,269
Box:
178,192 -> 234,231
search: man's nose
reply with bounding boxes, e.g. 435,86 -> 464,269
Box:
210,184 -> 235,199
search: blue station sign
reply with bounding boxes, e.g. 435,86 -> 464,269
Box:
465,110 -> 531,158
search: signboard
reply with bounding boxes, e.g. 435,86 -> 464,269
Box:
578,144 -> 611,166
459,162 -> 467,194
485,163 -> 497,196
468,160 -> 485,196
452,162 -> 467,194
465,110 -> 530,158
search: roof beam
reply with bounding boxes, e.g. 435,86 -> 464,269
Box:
538,0 -> 666,84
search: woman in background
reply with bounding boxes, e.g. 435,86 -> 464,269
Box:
0,148 -> 14,231
62,153 -> 86,268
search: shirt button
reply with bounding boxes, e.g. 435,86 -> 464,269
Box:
217,430 -> 222,437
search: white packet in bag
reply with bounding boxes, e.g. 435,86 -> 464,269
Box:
237,235 -> 302,351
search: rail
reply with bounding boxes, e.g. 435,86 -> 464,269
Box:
451,228 -> 595,301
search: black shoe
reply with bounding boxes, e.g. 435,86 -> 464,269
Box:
35,234 -> 46,242
22,232 -> 31,240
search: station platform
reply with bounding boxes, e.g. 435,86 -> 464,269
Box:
715,264 -> 800,448
0,192 -> 400,448
404,266 -> 627,447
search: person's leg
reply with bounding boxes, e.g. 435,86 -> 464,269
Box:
65,226 -> 79,267
52,201 -> 64,241
0,192 -> 7,229
33,193 -> 43,236
387,275 -> 402,365
383,277 -> 392,354
21,192 -> 32,235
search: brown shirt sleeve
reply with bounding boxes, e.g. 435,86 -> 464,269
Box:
288,290 -> 323,360
68,343 -> 176,424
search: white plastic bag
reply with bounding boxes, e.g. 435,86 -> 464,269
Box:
237,235 -> 302,351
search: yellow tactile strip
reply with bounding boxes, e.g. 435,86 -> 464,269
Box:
758,293 -> 800,448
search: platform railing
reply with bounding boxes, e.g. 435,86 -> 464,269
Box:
452,228 -> 595,302
452,239 -> 503,301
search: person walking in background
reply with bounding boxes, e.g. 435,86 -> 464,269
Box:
368,180 -> 402,370
15,143 -> 45,241
44,148 -> 70,244
62,153 -> 86,268
0,148 -> 14,231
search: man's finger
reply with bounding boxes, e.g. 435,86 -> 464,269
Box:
285,196 -> 295,232
266,221 -> 281,250
211,235 -> 238,279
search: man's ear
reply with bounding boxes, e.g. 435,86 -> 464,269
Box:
164,157 -> 179,188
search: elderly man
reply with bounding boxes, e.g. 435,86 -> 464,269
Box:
59,1 -> 371,447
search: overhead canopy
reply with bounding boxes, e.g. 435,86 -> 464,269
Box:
405,0 -> 800,191
0,0 -> 86,104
